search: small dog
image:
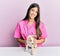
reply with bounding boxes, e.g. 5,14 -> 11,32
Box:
25,35 -> 37,55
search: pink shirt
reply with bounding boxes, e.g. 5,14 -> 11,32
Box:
14,20 -> 48,47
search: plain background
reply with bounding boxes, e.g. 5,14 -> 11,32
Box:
0,0 -> 60,47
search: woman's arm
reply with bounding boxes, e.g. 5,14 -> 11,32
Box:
34,38 -> 45,44
37,38 -> 45,44
16,38 -> 26,45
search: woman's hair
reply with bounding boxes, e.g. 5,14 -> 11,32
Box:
23,3 -> 42,39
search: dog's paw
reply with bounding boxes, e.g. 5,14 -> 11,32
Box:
31,52 -> 34,55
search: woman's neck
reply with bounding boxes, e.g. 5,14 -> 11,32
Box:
28,18 -> 35,27
29,18 -> 35,22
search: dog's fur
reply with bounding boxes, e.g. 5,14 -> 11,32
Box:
25,35 -> 37,55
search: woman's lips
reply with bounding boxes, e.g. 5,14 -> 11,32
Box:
31,14 -> 35,17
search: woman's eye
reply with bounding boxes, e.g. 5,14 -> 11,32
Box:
32,9 -> 34,11
31,9 -> 38,13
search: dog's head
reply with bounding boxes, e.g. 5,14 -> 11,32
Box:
27,35 -> 34,44
27,35 -> 37,48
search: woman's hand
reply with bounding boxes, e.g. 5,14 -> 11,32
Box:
17,38 -> 27,46
34,38 -> 38,44
23,40 -> 27,46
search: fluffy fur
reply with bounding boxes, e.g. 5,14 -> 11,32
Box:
25,35 -> 37,55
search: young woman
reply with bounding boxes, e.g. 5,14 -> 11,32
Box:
14,3 -> 48,47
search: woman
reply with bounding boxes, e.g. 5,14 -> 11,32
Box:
14,3 -> 48,47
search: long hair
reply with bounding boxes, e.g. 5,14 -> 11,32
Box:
23,3 -> 42,39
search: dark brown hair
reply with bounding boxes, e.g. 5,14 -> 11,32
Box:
23,3 -> 42,39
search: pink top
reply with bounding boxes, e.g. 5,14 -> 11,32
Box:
14,20 -> 48,47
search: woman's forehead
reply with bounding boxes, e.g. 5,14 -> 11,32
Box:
31,7 -> 38,11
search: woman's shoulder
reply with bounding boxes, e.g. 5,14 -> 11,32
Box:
18,19 -> 26,24
17,19 -> 28,27
40,21 -> 44,25
40,21 -> 45,28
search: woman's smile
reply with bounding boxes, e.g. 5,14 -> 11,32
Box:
29,7 -> 38,19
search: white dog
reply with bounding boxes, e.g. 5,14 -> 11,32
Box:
25,35 -> 37,55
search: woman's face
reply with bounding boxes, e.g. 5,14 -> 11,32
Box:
29,7 -> 38,20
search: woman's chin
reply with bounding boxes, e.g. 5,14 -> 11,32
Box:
30,17 -> 35,19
